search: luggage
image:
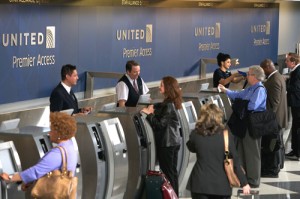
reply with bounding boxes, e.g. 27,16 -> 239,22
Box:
236,189 -> 259,199
145,171 -> 164,199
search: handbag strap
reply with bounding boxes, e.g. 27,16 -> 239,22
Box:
57,146 -> 68,173
223,129 -> 229,152
223,130 -> 230,162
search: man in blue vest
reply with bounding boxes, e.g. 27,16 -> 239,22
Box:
116,60 -> 149,107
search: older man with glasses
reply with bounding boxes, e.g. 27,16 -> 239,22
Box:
218,65 -> 267,188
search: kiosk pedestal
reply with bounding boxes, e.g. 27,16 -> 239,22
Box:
76,116 -> 128,199
97,107 -> 156,199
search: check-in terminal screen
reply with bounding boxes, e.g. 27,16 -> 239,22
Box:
186,105 -> 196,124
213,99 -> 219,107
107,123 -> 122,145
0,148 -> 17,175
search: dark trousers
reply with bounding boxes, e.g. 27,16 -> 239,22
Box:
157,145 -> 180,196
236,130 -> 261,186
291,107 -> 300,155
191,193 -> 230,199
261,130 -> 284,175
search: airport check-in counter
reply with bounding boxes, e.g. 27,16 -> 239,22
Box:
96,107 -> 156,199
0,126 -> 82,199
0,141 -> 24,199
75,116 -> 128,199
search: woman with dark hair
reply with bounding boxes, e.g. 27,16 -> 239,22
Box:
141,76 -> 182,196
187,103 -> 250,199
213,52 -> 244,88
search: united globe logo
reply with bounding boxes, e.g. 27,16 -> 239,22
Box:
46,26 -> 55,48
145,24 -> 152,43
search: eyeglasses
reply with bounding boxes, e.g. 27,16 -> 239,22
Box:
247,73 -> 255,76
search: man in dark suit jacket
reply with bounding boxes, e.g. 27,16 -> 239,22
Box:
260,59 -> 288,177
261,59 -> 288,129
285,53 -> 300,160
50,64 -> 91,115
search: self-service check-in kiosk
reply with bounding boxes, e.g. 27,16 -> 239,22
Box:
0,126 -> 82,199
96,107 -> 156,199
75,116 -> 128,199
178,101 -> 198,196
0,126 -> 52,171
0,141 -> 24,199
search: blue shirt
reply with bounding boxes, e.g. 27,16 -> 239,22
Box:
20,139 -> 78,183
226,82 -> 267,112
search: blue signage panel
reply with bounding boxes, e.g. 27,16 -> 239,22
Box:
0,5 -> 279,104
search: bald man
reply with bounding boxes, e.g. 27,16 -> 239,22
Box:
260,59 -> 288,177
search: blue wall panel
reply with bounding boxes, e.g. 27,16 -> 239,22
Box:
0,5 -> 279,104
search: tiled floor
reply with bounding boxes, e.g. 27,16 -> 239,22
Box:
181,125 -> 300,199
180,156 -> 300,199
231,159 -> 300,198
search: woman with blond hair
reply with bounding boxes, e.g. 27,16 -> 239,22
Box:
187,103 -> 250,199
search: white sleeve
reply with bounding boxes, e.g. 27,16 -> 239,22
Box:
116,81 -> 129,101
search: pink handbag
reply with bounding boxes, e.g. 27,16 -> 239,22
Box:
162,178 -> 178,199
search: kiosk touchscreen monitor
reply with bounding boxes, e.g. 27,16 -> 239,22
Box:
106,122 -> 123,145
0,149 -> 17,175
182,101 -> 198,125
0,141 -> 20,175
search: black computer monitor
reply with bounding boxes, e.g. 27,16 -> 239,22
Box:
0,141 -> 21,175
0,118 -> 20,131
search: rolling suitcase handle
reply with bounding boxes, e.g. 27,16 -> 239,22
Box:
237,189 -> 259,199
